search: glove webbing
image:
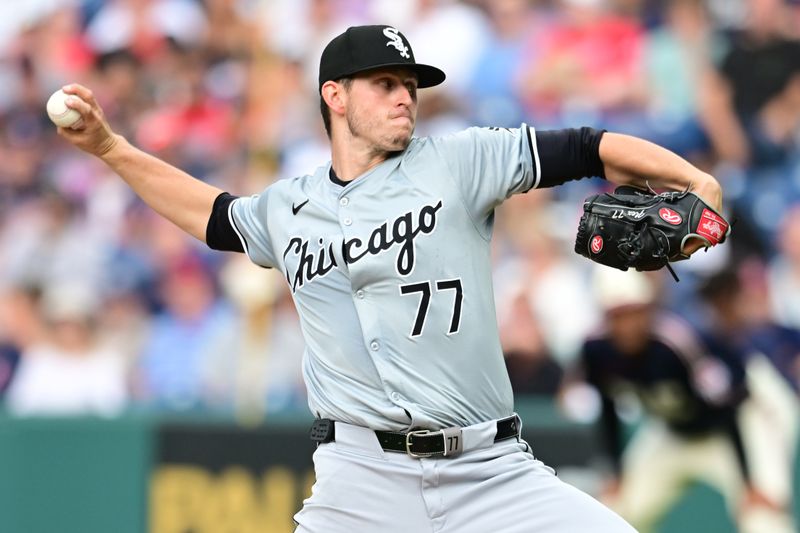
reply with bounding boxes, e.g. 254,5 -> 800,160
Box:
643,225 -> 680,282
620,225 -> 680,282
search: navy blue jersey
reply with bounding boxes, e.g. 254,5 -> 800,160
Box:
743,324 -> 800,392
581,312 -> 749,477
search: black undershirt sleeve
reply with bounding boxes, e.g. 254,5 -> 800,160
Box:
206,192 -> 245,253
534,127 -> 607,189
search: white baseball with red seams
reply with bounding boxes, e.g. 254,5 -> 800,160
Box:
46,89 -> 84,129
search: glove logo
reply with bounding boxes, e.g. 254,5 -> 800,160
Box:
590,235 -> 603,254
696,208 -> 727,245
658,208 -> 682,225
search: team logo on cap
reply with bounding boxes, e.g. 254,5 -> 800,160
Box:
383,27 -> 410,59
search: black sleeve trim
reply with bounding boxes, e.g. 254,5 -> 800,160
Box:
206,192 -> 245,253
533,127 -> 606,189
525,126 -> 541,189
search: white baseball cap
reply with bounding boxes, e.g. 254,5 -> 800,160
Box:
592,266 -> 656,312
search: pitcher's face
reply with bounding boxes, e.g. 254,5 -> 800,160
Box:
344,68 -> 419,152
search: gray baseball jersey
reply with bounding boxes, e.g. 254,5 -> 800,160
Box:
210,124 -> 603,431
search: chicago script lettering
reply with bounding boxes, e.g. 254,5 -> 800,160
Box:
283,237 -> 339,292
283,200 -> 443,292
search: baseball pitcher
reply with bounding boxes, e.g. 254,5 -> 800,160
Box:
55,25 -> 727,533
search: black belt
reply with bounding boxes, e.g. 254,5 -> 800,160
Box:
309,415 -> 520,458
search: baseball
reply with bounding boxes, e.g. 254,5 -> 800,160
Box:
46,89 -> 84,129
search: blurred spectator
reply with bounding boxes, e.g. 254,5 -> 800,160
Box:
519,0 -> 647,124
14,4 -> 95,88
564,267 -> 774,533
640,0 -> 721,158
203,0 -> 259,61
494,190 -> 599,364
466,0 -> 540,127
92,50 -> 145,140
5,284 -> 128,417
0,286 -> 43,399
0,190 -> 106,292
402,0 -> 492,97
132,46 -> 240,177
0,0 -> 73,56
768,206 -> 800,329
218,255 -> 306,418
500,291 -> 564,396
699,0 -> 800,168
134,254 -> 236,410
0,55 -> 52,212
261,0 -> 365,92
259,292 -> 308,410
85,0 -> 208,60
96,288 -> 150,376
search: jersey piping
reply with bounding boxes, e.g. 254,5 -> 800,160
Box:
527,126 -> 542,190
228,199 -> 251,257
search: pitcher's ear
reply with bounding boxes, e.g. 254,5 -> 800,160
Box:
321,80 -> 347,116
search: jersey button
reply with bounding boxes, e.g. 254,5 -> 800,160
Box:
369,340 -> 380,351
343,217 -> 352,226
340,197 -> 349,206
356,290 -> 365,299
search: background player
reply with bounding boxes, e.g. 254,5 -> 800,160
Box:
54,24 -> 723,533
698,268 -> 800,532
566,267 -> 783,533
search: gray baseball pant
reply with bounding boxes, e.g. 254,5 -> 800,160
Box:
294,418 -> 637,532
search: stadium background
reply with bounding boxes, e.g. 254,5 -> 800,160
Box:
1,0 -> 799,532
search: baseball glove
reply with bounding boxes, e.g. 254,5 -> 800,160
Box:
575,185 -> 730,280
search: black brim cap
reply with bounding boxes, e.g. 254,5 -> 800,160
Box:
318,25 -> 446,92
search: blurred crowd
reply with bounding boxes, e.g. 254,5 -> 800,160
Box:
0,0 -> 798,429
2,0 -> 800,528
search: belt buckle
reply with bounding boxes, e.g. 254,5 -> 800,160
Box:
405,427 -> 463,458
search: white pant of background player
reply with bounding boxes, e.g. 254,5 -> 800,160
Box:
612,355 -> 798,533
293,418 -> 636,532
